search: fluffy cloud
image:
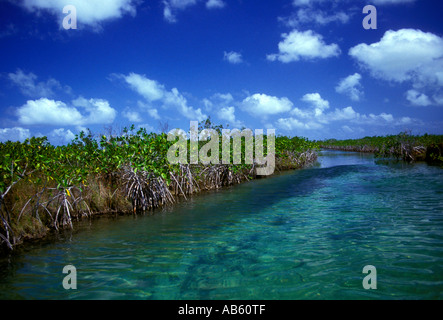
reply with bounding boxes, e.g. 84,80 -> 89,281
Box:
211,93 -> 234,103
328,106 -> 359,122
17,97 -> 117,126
241,93 -> 293,117
20,0 -> 138,30
267,30 -> 340,62
275,92 -> 413,133
163,0 -> 197,23
406,89 -> 432,107
276,117 -> 322,130
206,0 -> 225,9
350,29 -> 443,106
433,95 -> 443,105
122,110 -> 143,123
280,9 -> 349,27
8,69 -> 70,98
137,123 -> 155,133
335,73 -> 364,101
203,92 -> 234,111
290,107 -> 310,119
120,73 -> 206,121
224,51 -> 243,64
276,108 -> 403,132
349,29 -> 443,86
72,97 -> 117,124
163,0 -> 225,23
147,108 -> 161,120
18,98 -> 82,125
0,127 -> 31,142
217,106 -> 242,127
49,128 -> 76,145
135,101 -> 160,120
301,92 -> 330,117
164,88 -> 206,121
123,73 -> 165,102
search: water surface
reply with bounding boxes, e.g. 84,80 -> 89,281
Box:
1,150 -> 442,299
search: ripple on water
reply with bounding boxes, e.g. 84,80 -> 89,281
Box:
0,152 -> 442,300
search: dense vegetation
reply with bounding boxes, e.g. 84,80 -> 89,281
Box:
320,132 -> 443,163
0,120 -> 318,251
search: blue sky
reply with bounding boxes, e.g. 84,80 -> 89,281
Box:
1,0 -> 442,144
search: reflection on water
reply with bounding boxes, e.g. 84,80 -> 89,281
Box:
317,149 -> 375,168
0,150 -> 442,300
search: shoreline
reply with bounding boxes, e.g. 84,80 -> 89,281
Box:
0,150 -> 319,256
320,144 -> 443,163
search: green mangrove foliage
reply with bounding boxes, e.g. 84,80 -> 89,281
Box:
320,132 -> 443,163
0,121 -> 318,250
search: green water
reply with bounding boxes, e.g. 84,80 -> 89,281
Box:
1,150 -> 442,300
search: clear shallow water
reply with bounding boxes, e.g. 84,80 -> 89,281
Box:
1,150 -> 443,300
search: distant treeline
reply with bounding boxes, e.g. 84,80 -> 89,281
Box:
320,132 -> 443,163
0,120 -> 318,251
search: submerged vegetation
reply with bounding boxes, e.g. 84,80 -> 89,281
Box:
320,132 -> 443,163
0,120 -> 318,251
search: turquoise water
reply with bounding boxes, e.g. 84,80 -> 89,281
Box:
1,150 -> 442,300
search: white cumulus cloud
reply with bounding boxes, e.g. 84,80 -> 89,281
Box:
20,0 -> 138,30
328,106 -> 360,122
163,0 -> 225,23
241,93 -> 293,117
49,128 -> 76,145
349,29 -> 443,86
301,93 -> 330,116
136,101 -> 161,120
17,97 -> 117,126
122,73 -> 165,102
217,106 -> 242,127
350,29 -> 443,106
164,88 -> 207,121
275,91 -> 413,133
72,97 -> 117,124
203,92 -> 234,111
276,117 -> 322,131
224,51 -> 243,64
406,89 -> 432,107
18,98 -> 83,126
336,73 -> 364,101
267,30 -> 340,63
206,0 -> 225,9
0,127 -> 31,142
122,110 -> 143,123
120,73 -> 206,121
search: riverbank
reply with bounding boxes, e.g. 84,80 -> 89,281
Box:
2,149 -> 442,300
0,125 -> 319,253
1,151 -> 318,256
320,132 -> 443,164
